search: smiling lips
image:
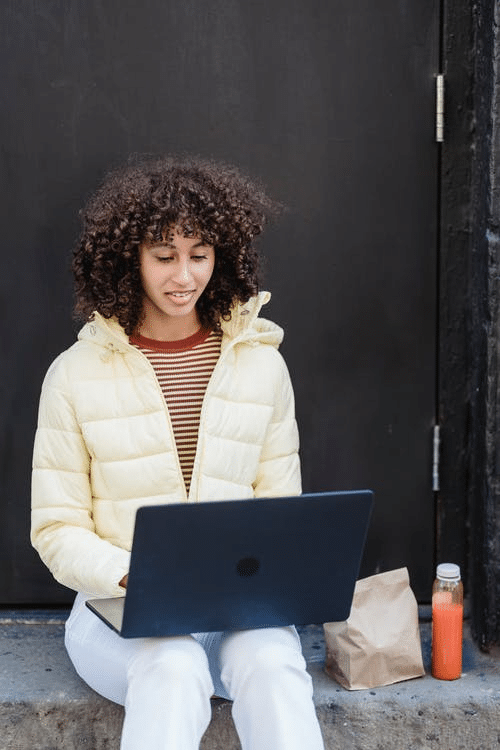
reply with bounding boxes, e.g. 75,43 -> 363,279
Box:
166,290 -> 196,301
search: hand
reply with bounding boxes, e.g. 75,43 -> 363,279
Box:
119,574 -> 128,589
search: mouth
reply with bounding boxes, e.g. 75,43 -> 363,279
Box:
164,290 -> 197,305
166,290 -> 195,298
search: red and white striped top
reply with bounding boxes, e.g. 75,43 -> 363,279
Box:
130,327 -> 222,494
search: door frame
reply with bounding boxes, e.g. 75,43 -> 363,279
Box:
439,0 -> 500,648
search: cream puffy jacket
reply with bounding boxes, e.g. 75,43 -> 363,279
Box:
31,292 -> 301,598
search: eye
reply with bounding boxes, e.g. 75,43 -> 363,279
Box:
156,255 -> 174,263
191,254 -> 209,261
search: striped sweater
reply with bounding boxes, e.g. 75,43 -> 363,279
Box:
130,327 -> 222,494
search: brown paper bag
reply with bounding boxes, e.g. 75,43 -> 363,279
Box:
323,567 -> 425,690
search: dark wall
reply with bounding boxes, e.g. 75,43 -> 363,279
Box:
1,0 -> 439,604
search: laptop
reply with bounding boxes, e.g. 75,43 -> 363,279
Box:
86,490 -> 373,638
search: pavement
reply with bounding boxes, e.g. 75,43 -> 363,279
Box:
0,609 -> 499,749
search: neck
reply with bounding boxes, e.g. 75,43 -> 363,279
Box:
138,312 -> 201,342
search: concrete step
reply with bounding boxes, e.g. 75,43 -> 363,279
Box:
0,611 -> 499,749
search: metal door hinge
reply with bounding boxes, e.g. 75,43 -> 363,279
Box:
432,424 -> 440,491
436,75 -> 444,143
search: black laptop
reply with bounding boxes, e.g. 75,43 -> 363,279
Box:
86,490 -> 373,638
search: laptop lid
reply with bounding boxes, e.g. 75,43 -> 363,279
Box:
88,490 -> 373,638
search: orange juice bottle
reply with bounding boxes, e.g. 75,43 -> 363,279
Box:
431,563 -> 463,680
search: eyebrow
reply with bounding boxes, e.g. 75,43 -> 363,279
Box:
150,239 -> 208,250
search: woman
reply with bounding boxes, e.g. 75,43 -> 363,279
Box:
31,156 -> 325,750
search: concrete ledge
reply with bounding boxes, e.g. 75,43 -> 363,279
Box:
0,611 -> 499,749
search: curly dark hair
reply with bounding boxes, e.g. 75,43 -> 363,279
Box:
73,155 -> 281,335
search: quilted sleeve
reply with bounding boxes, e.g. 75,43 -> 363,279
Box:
253,351 -> 302,498
31,354 -> 130,597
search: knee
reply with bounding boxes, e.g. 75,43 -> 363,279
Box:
128,637 -> 211,687
250,642 -> 306,680
222,629 -> 307,685
245,643 -> 293,682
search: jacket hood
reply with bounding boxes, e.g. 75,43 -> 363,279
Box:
77,291 -> 284,352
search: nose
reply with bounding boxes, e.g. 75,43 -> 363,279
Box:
172,259 -> 192,285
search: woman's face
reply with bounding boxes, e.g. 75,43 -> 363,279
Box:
138,228 -> 215,339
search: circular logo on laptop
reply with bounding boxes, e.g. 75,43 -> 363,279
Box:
236,557 -> 260,577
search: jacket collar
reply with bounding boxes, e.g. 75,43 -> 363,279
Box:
78,313 -> 131,354
78,291 -> 284,352
220,291 -> 284,349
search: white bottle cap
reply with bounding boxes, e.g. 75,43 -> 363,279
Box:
436,563 -> 461,581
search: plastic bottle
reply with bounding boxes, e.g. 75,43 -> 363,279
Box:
431,563 -> 463,680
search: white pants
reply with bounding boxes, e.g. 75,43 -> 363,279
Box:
65,594 -> 325,750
